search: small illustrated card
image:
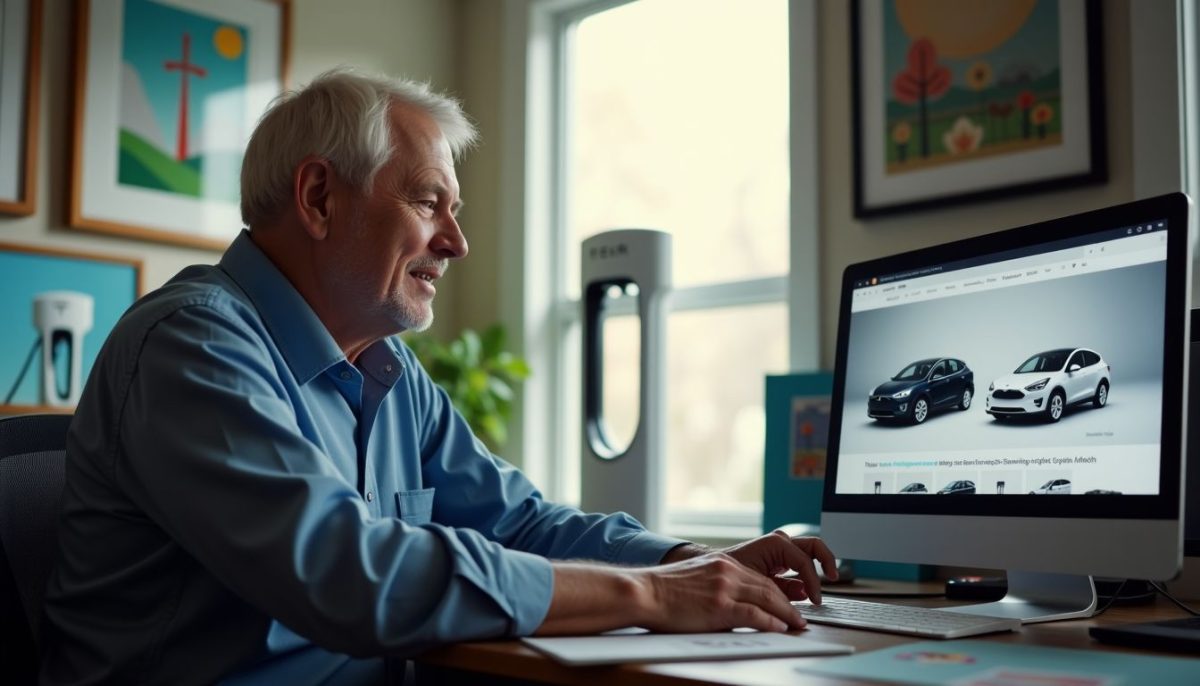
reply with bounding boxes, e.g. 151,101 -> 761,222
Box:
762,372 -> 833,531
790,396 -> 831,478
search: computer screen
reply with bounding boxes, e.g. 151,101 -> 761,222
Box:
821,194 -> 1190,621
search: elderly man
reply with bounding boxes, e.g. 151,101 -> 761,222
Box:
40,69 -> 835,685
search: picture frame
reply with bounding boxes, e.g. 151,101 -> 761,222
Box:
851,0 -> 1106,218
0,242 -> 142,415
0,0 -> 42,216
70,0 -> 290,249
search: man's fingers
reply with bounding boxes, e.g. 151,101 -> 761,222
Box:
732,570 -> 807,630
790,560 -> 824,605
767,532 -> 838,582
797,537 -> 840,583
774,575 -> 810,602
763,541 -> 825,605
730,602 -> 802,633
772,536 -> 839,604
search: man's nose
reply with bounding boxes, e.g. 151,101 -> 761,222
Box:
433,214 -> 468,260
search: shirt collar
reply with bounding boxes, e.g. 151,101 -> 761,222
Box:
218,230 -> 346,385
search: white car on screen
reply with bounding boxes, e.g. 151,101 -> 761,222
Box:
985,348 -> 1111,423
1031,478 -> 1072,494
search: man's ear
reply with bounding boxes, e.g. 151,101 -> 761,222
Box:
294,157 -> 335,240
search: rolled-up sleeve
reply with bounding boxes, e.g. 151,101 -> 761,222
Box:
115,302 -> 555,655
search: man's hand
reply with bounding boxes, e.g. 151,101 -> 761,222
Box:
631,553 -> 807,633
536,533 -> 837,636
721,531 -> 838,605
660,532 -> 837,603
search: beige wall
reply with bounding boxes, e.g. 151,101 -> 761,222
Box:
0,0 -> 459,300
445,0 -> 505,339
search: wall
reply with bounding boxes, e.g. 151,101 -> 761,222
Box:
0,0 -> 459,307
447,0 -> 505,339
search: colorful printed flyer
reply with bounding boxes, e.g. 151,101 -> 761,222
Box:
794,640 -> 1198,686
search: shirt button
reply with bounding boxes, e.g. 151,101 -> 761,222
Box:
340,371 -> 352,380
384,364 -> 393,373
366,491 -> 374,502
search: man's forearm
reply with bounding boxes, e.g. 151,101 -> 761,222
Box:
535,563 -> 651,635
659,542 -> 710,564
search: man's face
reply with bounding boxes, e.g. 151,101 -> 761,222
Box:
326,105 -> 467,334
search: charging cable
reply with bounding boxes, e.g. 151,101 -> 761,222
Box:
3,337 -> 41,405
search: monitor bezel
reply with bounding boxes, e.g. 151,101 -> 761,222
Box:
1184,308 -> 1200,556
822,193 -> 1190,521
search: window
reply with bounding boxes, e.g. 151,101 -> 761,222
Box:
562,0 -> 789,528
512,0 -> 820,537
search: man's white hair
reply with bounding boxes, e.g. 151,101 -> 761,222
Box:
240,67 -> 478,227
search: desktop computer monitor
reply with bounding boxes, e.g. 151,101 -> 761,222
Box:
820,193 -> 1191,623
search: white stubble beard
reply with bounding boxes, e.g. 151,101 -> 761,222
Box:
331,207 -> 437,335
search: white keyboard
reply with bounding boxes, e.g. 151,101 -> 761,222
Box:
794,597 -> 1021,639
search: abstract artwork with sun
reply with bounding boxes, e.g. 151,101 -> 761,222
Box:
882,0 -> 1062,175
118,0 -> 249,201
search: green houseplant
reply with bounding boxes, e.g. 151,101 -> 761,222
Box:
404,324 -> 530,451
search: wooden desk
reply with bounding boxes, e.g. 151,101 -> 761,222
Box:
415,595 -> 1199,685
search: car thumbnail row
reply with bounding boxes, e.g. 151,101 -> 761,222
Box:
880,478 -> 1122,495
867,348 -> 1111,426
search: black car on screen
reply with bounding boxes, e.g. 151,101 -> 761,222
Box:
898,482 -> 928,493
937,480 -> 976,495
868,358 -> 975,425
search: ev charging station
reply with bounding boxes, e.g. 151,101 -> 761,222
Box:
580,229 -> 671,531
33,291 -> 94,407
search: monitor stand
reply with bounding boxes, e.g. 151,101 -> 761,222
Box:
940,572 -> 1097,624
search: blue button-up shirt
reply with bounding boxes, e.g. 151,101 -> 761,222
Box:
41,231 -> 683,685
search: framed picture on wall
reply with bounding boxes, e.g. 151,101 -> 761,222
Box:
0,0 -> 42,216
70,0 -> 290,249
0,242 -> 142,414
851,0 -> 1106,218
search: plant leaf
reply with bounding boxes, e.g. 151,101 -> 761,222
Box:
481,324 -> 505,358
461,329 -> 482,367
488,377 -> 513,402
405,323 -> 530,449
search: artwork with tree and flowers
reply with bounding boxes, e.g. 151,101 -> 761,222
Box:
852,0 -> 1105,217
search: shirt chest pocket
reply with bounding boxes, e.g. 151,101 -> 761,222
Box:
394,487 -> 435,526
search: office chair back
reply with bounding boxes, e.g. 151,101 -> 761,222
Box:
0,413 -> 72,680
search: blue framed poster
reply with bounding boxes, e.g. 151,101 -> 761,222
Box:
0,243 -> 141,412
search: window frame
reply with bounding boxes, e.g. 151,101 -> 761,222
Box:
500,0 -> 821,539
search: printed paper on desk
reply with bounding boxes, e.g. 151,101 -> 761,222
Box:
522,631 -> 853,666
